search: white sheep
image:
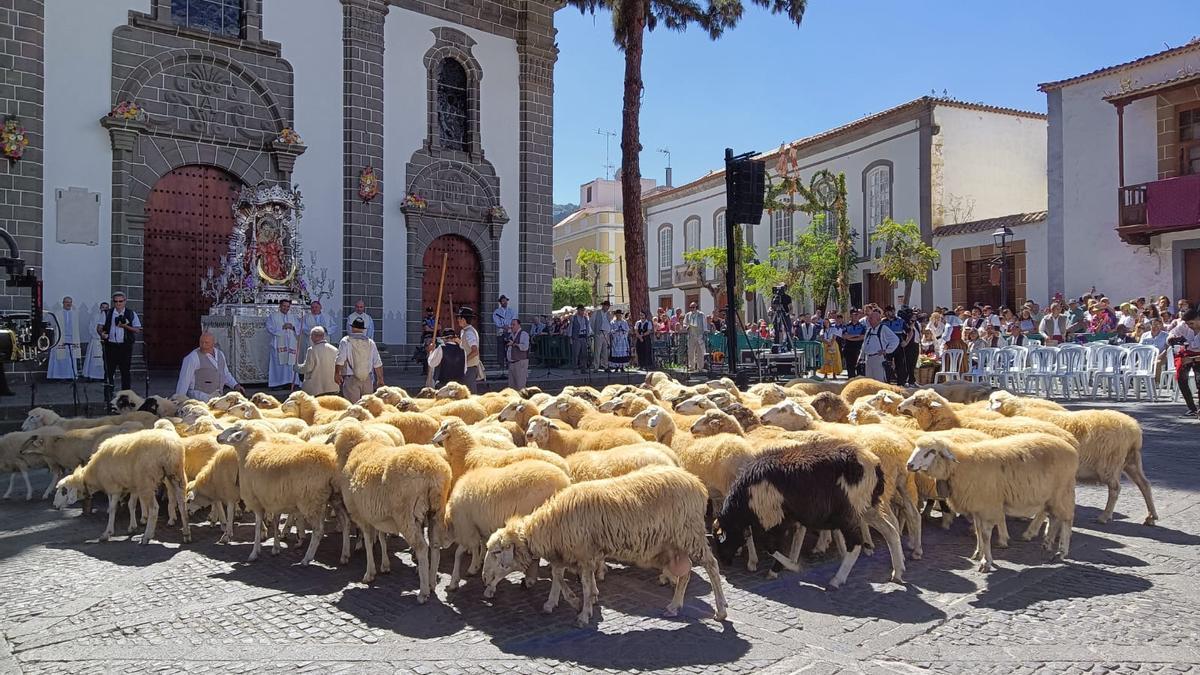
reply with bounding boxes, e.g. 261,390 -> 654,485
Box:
185,446 -> 240,543
482,465 -> 728,626
444,459 -> 571,594
20,424 -> 133,500
0,431 -> 43,500
563,442 -> 679,482
906,433 -> 1078,572
431,418 -> 568,481
22,407 -> 156,432
53,428 -> 191,545
525,416 -> 646,457
540,395 -> 635,431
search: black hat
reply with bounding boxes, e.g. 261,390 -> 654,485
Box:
456,307 -> 475,319
425,306 -> 433,313
440,328 -> 457,338
351,318 -> 366,329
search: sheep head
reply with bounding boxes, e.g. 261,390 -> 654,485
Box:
430,418 -> 462,447
906,437 -> 956,478
709,516 -> 747,567
497,400 -> 529,423
847,402 -> 883,425
208,391 -> 247,412
339,405 -> 372,421
53,467 -> 88,509
215,423 -> 267,450
867,390 -> 904,415
810,391 -> 851,423
987,390 -> 1020,415
524,416 -> 554,448
19,430 -> 53,459
675,395 -> 718,415
690,409 -> 745,437
630,406 -> 672,442
435,382 -> 470,401
518,386 -> 543,399
184,416 -> 224,436
723,403 -> 763,432
21,407 -> 60,431
416,387 -> 436,399
375,386 -> 408,406
251,393 -> 281,409
227,401 -> 263,420
752,384 -> 789,405
896,390 -> 951,430
356,395 -> 388,417
111,389 -> 145,413
759,400 -> 814,431
482,517 -> 532,589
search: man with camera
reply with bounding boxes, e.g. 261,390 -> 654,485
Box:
1168,308 -> 1200,417
770,284 -> 792,347
860,308 -> 899,383
96,291 -> 141,395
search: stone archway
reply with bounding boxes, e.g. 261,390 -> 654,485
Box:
143,165 -> 242,368
422,235 -> 481,327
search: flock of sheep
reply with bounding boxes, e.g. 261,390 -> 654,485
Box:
0,373 -> 1157,627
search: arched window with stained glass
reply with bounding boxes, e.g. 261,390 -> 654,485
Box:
171,0 -> 242,37
437,58 -> 470,151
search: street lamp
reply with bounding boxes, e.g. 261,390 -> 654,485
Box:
991,226 -> 1014,310
605,281 -> 614,304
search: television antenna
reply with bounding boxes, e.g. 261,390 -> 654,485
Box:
596,128 -> 616,179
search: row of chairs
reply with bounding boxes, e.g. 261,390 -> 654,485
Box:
935,342 -> 1178,401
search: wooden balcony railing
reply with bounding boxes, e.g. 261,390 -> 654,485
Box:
1117,175 -> 1200,245
1119,184 -> 1147,228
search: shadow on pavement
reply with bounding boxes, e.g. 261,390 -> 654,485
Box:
1073,507 -> 1200,546
498,620 -> 750,669
971,561 -> 1152,611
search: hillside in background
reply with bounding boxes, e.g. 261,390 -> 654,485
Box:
552,203 -> 578,225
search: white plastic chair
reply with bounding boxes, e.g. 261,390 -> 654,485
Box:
965,348 -> 997,384
1023,347 -> 1059,398
1052,346 -> 1088,399
935,349 -> 964,382
1159,346 -> 1180,402
990,348 -> 1022,391
1090,345 -> 1126,400
1123,345 -> 1159,402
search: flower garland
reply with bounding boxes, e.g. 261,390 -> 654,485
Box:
276,127 -> 303,145
489,205 -> 507,221
402,193 -> 427,210
1,118 -> 29,162
358,167 -> 380,202
107,101 -> 145,122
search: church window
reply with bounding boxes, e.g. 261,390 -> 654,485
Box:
437,58 -> 470,152
171,0 -> 242,38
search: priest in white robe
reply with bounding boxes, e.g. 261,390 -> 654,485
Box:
301,300 -> 336,349
345,299 -> 375,338
46,296 -> 82,380
265,298 -> 299,388
83,302 -> 108,380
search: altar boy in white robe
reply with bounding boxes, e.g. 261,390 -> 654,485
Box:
47,296 -> 82,380
83,302 -> 108,380
265,298 -> 299,389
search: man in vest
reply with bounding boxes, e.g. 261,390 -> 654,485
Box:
590,300 -> 612,372
493,295 -> 516,370
568,305 -> 590,373
175,332 -> 243,401
336,317 -> 384,402
507,317 -> 531,390
427,328 -> 467,387
294,325 -> 340,396
860,308 -> 899,382
457,307 -> 484,393
97,291 -> 141,398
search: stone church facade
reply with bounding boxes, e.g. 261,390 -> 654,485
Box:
0,0 -> 557,369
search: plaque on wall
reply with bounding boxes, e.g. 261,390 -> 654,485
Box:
55,187 -> 101,245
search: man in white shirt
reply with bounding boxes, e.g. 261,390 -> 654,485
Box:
1139,319 -> 1169,353
97,292 -> 142,395
336,317 -> 384,402
265,299 -> 299,389
47,296 -> 82,380
861,308 -> 899,382
457,307 -> 483,393
294,325 -> 340,396
345,299 -> 375,339
492,294 -> 516,370
590,300 -> 613,372
506,317 -> 531,390
175,332 -> 243,401
684,302 -> 706,371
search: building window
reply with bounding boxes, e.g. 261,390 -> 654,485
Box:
658,226 -> 673,270
171,0 -> 242,37
1181,108 -> 1200,175
814,209 -> 835,236
714,210 -> 726,249
437,58 -> 470,152
586,186 -> 593,203
684,217 -> 701,252
771,207 -> 793,246
863,162 -> 892,258
564,258 -> 573,277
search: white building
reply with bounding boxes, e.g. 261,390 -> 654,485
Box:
9,0 -> 557,371
1040,39 -> 1200,305
643,97 -> 1046,317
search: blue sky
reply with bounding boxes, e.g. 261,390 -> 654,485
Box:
551,1 -> 1199,204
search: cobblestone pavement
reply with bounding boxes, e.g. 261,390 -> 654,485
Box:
1,401 -> 1198,673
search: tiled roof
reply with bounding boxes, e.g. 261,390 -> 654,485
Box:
643,97 -> 1045,207
1038,39 -> 1200,92
1103,70 -> 1200,103
932,211 -> 1047,238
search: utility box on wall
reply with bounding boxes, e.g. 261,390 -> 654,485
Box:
55,187 -> 101,246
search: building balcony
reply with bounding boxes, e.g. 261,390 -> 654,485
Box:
1118,173 -> 1200,245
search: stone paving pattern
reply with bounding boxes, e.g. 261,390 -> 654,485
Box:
1,401 -> 1198,673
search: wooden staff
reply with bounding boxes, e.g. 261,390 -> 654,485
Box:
431,253 -> 449,339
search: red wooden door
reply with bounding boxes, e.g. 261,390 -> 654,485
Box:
422,235 -> 481,330
144,166 -> 241,369
1185,249 -> 1200,306
866,271 -> 894,307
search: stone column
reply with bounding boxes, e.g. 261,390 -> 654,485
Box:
341,0 -> 387,341
0,0 -> 44,313
516,3 -> 557,321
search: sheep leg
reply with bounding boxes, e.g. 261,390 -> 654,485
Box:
377,532 -> 390,574
828,544 -> 862,590
832,530 -> 848,557
523,560 -> 539,589
769,525 -> 806,579
211,502 -> 226,526
268,514 -> 281,556
1021,512 -> 1047,541
164,480 -> 177,526
543,565 -> 567,613
139,492 -> 160,545
975,518 -> 996,572
576,565 -> 598,627
299,512 -> 324,565
428,524 -> 442,584
411,532 -> 432,605
173,481 -> 190,544
450,545 -> 466,589
664,567 -> 690,618
1123,462 -> 1158,525
859,521 -> 875,557
466,543 -> 484,575
2,472 -> 14,499
249,512 -> 263,562
361,525 -> 377,583
865,509 -> 906,584
813,529 -> 832,555
1056,518 -> 1073,560
744,530 -> 758,572
700,548 -> 729,621
939,500 -> 954,529
1096,479 -> 1121,524
898,498 -> 923,560
337,510 -> 352,565
595,560 -> 606,581
41,469 -> 60,500
126,494 -> 138,534
101,491 -> 121,541
220,502 -> 235,544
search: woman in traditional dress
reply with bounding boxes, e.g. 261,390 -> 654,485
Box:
817,317 -> 842,378
608,310 -> 631,372
634,310 -> 654,371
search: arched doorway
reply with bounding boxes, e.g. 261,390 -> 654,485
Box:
144,165 -> 241,368
422,235 -> 481,329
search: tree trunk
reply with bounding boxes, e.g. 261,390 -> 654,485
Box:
902,279 -> 914,308
619,0 -> 649,323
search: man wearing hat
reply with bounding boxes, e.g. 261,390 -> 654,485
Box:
493,295 -> 516,370
335,316 -> 384,402
507,317 -> 531,389
457,307 -> 484,392
568,305 -> 590,373
589,299 -> 612,372
427,328 -> 467,387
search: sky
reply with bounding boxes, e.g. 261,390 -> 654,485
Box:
551,0 -> 1199,204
